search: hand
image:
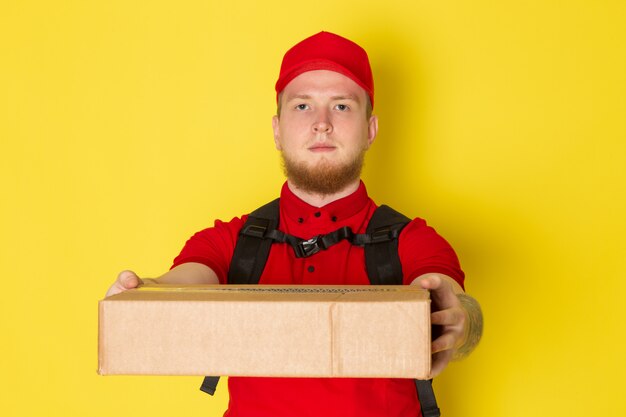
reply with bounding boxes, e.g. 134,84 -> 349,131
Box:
417,274 -> 468,378
105,270 -> 144,297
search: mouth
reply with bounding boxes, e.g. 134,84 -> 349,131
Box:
309,144 -> 337,153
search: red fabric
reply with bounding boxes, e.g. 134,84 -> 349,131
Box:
172,181 -> 464,417
275,31 -> 375,108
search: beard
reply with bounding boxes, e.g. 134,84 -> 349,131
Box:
280,149 -> 366,196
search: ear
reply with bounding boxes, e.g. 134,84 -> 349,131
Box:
366,115 -> 378,148
272,115 -> 282,150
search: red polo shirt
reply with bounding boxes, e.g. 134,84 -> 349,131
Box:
173,181 -> 464,417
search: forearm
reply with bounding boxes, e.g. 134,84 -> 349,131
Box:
453,292 -> 483,360
147,262 -> 220,285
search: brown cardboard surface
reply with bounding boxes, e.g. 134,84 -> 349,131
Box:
98,285 -> 431,378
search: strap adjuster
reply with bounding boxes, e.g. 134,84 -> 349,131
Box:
242,224 -> 267,238
368,226 -> 402,244
370,228 -> 393,243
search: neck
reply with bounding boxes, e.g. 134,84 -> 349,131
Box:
286,179 -> 361,208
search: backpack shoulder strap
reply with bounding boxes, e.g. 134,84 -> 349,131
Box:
228,198 -> 280,284
200,376 -> 220,395
415,379 -> 441,417
365,206 -> 440,416
364,204 -> 411,285
201,198 -> 280,395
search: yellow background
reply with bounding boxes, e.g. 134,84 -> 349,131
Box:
1,1 -> 625,416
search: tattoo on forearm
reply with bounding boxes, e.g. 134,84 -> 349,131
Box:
453,293 -> 484,360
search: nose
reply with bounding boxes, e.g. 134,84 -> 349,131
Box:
312,110 -> 333,134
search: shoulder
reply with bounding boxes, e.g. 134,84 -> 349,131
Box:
398,216 -> 456,256
396,215 -> 466,288
367,205 -> 447,253
188,215 -> 248,242
171,214 -> 249,282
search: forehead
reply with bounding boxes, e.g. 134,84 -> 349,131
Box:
282,70 -> 367,101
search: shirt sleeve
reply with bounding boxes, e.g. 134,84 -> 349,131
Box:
171,215 -> 247,284
398,217 -> 465,289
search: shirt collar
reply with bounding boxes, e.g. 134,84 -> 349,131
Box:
280,180 -> 371,223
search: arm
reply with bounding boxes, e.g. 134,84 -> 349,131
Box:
105,262 -> 219,297
411,273 -> 483,378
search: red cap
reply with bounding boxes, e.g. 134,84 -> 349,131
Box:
275,31 -> 374,108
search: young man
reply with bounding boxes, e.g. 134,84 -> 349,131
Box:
107,31 -> 483,417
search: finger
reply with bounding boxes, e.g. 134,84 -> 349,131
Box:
105,284 -> 122,297
105,279 -> 128,297
431,307 -> 466,327
430,349 -> 454,378
432,331 -> 460,354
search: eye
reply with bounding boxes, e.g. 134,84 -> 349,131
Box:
335,104 -> 349,111
295,104 -> 310,110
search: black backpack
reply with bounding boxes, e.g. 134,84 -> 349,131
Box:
199,199 -> 441,417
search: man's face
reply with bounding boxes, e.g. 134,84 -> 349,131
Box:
272,70 -> 378,195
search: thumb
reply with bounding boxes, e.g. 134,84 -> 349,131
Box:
118,270 -> 143,289
417,274 -> 443,291
105,270 -> 143,298
417,274 -> 457,309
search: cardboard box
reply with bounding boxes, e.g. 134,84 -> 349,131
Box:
98,285 -> 431,378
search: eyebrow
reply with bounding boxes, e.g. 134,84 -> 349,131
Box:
285,94 -> 361,102
285,94 -> 312,101
330,94 -> 360,102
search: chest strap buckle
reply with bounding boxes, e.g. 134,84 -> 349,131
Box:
294,235 -> 324,258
